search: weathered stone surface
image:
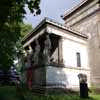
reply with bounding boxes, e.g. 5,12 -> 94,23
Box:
64,0 -> 100,87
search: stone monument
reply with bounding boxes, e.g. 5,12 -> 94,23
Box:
34,39 -> 40,65
43,35 -> 51,65
78,73 -> 88,98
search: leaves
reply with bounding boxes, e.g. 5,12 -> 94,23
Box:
20,23 -> 33,37
0,0 -> 40,71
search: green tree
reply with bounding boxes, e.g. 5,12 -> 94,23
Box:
20,23 -> 33,37
15,23 -> 33,73
0,0 -> 40,71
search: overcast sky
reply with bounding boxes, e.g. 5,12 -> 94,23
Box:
24,0 -> 81,27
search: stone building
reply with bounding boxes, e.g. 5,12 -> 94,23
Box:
22,0 -> 100,90
63,0 -> 100,87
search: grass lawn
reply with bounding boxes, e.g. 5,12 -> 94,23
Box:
0,86 -> 19,100
0,86 -> 100,100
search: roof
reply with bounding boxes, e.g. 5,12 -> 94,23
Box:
63,0 -> 92,20
22,17 -> 88,44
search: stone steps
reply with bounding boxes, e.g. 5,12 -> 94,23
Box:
32,86 -> 46,95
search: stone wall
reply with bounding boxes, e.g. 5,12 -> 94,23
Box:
64,0 -> 100,87
46,66 -> 90,90
62,37 -> 88,68
33,67 -> 46,86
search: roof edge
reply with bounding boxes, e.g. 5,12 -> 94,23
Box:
63,0 -> 91,20
22,17 -> 88,44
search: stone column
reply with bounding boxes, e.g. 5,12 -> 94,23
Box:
33,39 -> 40,65
43,34 -> 51,65
58,38 -> 63,64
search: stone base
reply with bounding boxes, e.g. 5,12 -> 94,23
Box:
31,65 -> 90,94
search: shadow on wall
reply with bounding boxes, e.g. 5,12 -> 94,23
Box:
46,66 -> 69,88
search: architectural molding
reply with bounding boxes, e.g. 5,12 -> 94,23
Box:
22,18 -> 88,46
23,28 -> 46,48
63,0 -> 99,20
64,1 -> 99,26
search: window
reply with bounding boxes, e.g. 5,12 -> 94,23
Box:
76,52 -> 81,67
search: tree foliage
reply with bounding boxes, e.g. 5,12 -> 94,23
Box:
0,0 -> 41,25
20,23 -> 33,37
0,0 -> 40,71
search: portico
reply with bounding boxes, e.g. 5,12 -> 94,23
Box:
22,18 -> 90,91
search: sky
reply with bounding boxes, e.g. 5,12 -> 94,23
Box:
24,0 -> 81,27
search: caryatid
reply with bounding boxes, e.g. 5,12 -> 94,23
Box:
44,35 -> 51,64
34,39 -> 40,65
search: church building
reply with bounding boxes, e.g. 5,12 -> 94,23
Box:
22,0 -> 100,90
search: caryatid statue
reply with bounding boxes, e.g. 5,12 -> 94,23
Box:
43,34 -> 51,65
26,47 -> 33,68
34,39 -> 40,65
